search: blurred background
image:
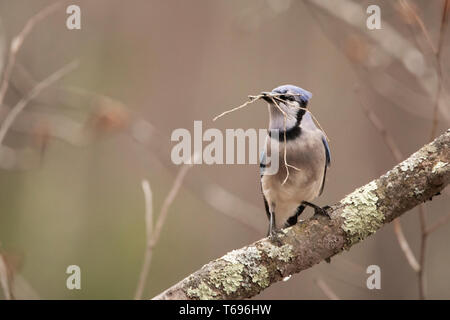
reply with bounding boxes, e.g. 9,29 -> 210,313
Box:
0,0 -> 448,299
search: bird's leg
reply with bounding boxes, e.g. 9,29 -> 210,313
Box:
267,211 -> 284,244
267,210 -> 276,237
302,201 -> 331,219
284,204 -> 306,228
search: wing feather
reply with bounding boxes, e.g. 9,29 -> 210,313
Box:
319,136 -> 331,195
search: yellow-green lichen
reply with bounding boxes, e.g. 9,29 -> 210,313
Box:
432,161 -> 447,173
399,149 -> 427,173
186,281 -> 218,300
222,246 -> 269,289
341,180 -> 384,247
250,265 -> 269,288
260,242 -> 294,262
222,246 -> 260,265
209,263 -> 244,295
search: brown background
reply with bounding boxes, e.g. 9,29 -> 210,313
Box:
0,0 -> 448,299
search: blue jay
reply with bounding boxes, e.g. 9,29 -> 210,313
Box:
260,84 -> 331,238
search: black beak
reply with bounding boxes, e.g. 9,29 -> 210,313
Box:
261,92 -> 273,103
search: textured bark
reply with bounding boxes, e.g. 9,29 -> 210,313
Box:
153,130 -> 450,300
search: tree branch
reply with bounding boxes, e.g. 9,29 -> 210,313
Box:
153,130 -> 450,300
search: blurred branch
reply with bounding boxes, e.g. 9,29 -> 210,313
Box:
2,107 -> 89,147
8,62 -> 265,233
135,162 -> 194,300
392,218 -> 421,272
356,88 -> 404,163
0,2 -> 62,111
135,179 -> 154,300
418,204 -> 427,299
153,130 -> 450,300
419,2 -> 450,296
356,87 -> 420,273
0,253 -> 12,300
314,277 -> 340,300
0,61 -> 78,146
306,0 -> 450,122
396,0 -> 450,136
430,0 -> 449,142
398,0 -> 437,53
425,212 -> 450,235
129,119 -> 264,234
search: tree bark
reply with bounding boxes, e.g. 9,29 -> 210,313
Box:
153,129 -> 450,300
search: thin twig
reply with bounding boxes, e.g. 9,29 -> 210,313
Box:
398,0 -> 437,53
0,2 -> 63,110
425,212 -> 450,235
134,161 -> 194,299
0,253 -> 12,300
134,179 -> 154,300
392,219 -> 421,272
213,95 -> 263,122
314,277 -> 340,300
418,205 -> 427,300
437,0 -> 450,56
149,163 -> 193,248
357,91 -> 403,163
0,60 -> 78,146
270,96 -> 295,185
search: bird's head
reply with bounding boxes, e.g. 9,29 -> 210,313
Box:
262,84 -> 312,130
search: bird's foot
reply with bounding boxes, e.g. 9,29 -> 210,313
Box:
302,201 -> 332,219
428,191 -> 441,201
267,229 -> 284,245
313,205 -> 331,219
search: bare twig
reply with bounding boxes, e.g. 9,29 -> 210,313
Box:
418,205 -> 427,300
270,96 -> 298,185
314,277 -> 340,300
0,60 -> 78,146
398,0 -> 437,53
149,163 -> 193,248
357,91 -> 403,162
392,219 -> 421,272
134,161 -> 194,299
0,2 -> 62,110
0,253 -> 12,300
425,212 -> 450,235
134,179 -> 154,300
212,96 -> 262,122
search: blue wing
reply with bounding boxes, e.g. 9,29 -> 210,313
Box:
319,136 -> 331,195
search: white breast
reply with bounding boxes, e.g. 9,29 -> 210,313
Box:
261,127 -> 326,229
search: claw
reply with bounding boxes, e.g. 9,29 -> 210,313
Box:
313,206 -> 331,219
268,229 -> 284,245
302,201 -> 332,219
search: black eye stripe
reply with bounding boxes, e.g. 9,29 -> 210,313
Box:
280,95 -> 295,102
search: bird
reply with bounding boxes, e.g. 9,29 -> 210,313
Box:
260,84 -> 331,238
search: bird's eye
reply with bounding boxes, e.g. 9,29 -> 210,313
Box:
283,95 -> 295,102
